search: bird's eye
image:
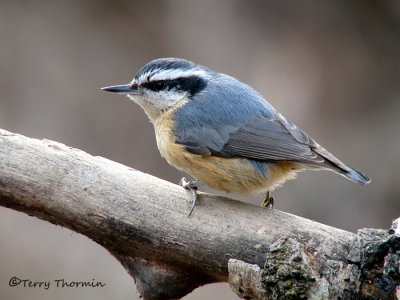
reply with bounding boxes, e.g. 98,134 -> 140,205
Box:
154,81 -> 165,91
141,80 -> 168,92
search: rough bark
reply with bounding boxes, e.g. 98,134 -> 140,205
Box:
0,128 -> 399,299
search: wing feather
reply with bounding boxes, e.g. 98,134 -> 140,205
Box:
171,73 -> 366,180
175,114 -> 326,165
222,118 -> 323,163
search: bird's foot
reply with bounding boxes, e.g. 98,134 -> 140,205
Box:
262,191 -> 274,209
179,177 -> 201,216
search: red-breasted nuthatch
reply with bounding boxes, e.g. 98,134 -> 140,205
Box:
102,58 -> 370,215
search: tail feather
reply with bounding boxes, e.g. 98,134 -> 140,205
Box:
311,144 -> 370,185
340,165 -> 371,185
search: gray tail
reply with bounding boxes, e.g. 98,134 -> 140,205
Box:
311,144 -> 370,185
340,165 -> 371,185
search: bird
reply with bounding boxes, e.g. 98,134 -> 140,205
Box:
102,57 -> 370,216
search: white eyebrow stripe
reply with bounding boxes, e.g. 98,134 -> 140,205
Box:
135,68 -> 209,85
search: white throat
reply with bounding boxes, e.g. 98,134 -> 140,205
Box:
127,92 -> 189,123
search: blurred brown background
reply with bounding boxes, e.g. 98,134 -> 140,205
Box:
1,1 -> 399,299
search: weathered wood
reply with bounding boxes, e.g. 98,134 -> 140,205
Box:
0,128 -> 399,299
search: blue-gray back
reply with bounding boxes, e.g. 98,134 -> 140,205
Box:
172,72 -> 350,172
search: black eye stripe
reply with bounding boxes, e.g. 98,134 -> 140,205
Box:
142,80 -> 166,91
141,76 -> 206,96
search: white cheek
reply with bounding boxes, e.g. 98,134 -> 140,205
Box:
126,90 -> 188,120
145,90 -> 187,109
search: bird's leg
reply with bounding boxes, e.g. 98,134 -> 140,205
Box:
262,191 -> 274,209
179,177 -> 201,216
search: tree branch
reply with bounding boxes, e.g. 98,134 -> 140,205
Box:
1,128 -> 399,299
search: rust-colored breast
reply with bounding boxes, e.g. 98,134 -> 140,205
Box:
152,111 -> 299,194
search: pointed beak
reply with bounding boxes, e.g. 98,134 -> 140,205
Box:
101,83 -> 140,95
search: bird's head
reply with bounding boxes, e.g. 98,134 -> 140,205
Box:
102,58 -> 210,121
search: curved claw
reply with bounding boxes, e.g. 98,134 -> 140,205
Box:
188,188 -> 197,217
262,191 -> 274,209
179,177 -> 200,216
